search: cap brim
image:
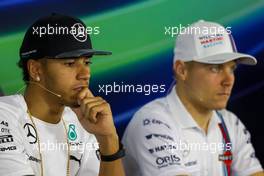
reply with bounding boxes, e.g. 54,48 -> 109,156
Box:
54,49 -> 112,58
193,52 -> 257,65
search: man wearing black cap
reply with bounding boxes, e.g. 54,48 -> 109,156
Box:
0,13 -> 125,176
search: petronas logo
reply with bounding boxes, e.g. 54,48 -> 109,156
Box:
68,124 -> 77,141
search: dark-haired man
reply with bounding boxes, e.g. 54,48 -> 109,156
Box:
0,13 -> 125,176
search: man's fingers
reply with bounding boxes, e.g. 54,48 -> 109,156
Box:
86,88 -> 94,97
83,100 -> 106,122
80,96 -> 103,106
80,97 -> 103,113
78,88 -> 95,102
78,96 -> 108,123
85,103 -> 108,123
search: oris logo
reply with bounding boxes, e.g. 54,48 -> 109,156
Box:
156,155 -> 181,168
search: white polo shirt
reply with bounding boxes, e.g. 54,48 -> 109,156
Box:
122,86 -> 263,176
0,94 -> 100,176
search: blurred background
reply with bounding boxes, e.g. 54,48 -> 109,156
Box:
0,0 -> 263,166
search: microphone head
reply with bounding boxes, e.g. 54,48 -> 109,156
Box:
55,94 -> 62,98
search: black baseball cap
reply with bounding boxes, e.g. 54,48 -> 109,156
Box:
19,13 -> 112,60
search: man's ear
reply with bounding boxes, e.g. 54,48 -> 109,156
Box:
27,59 -> 42,81
173,60 -> 188,81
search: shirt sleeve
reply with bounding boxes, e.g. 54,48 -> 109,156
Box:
0,108 -> 34,176
230,113 -> 263,175
122,111 -> 188,176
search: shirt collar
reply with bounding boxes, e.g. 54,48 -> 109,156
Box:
166,85 -> 221,130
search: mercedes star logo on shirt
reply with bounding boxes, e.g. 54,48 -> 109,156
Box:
23,123 -> 37,144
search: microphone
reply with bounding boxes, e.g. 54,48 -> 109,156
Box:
27,81 -> 62,98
